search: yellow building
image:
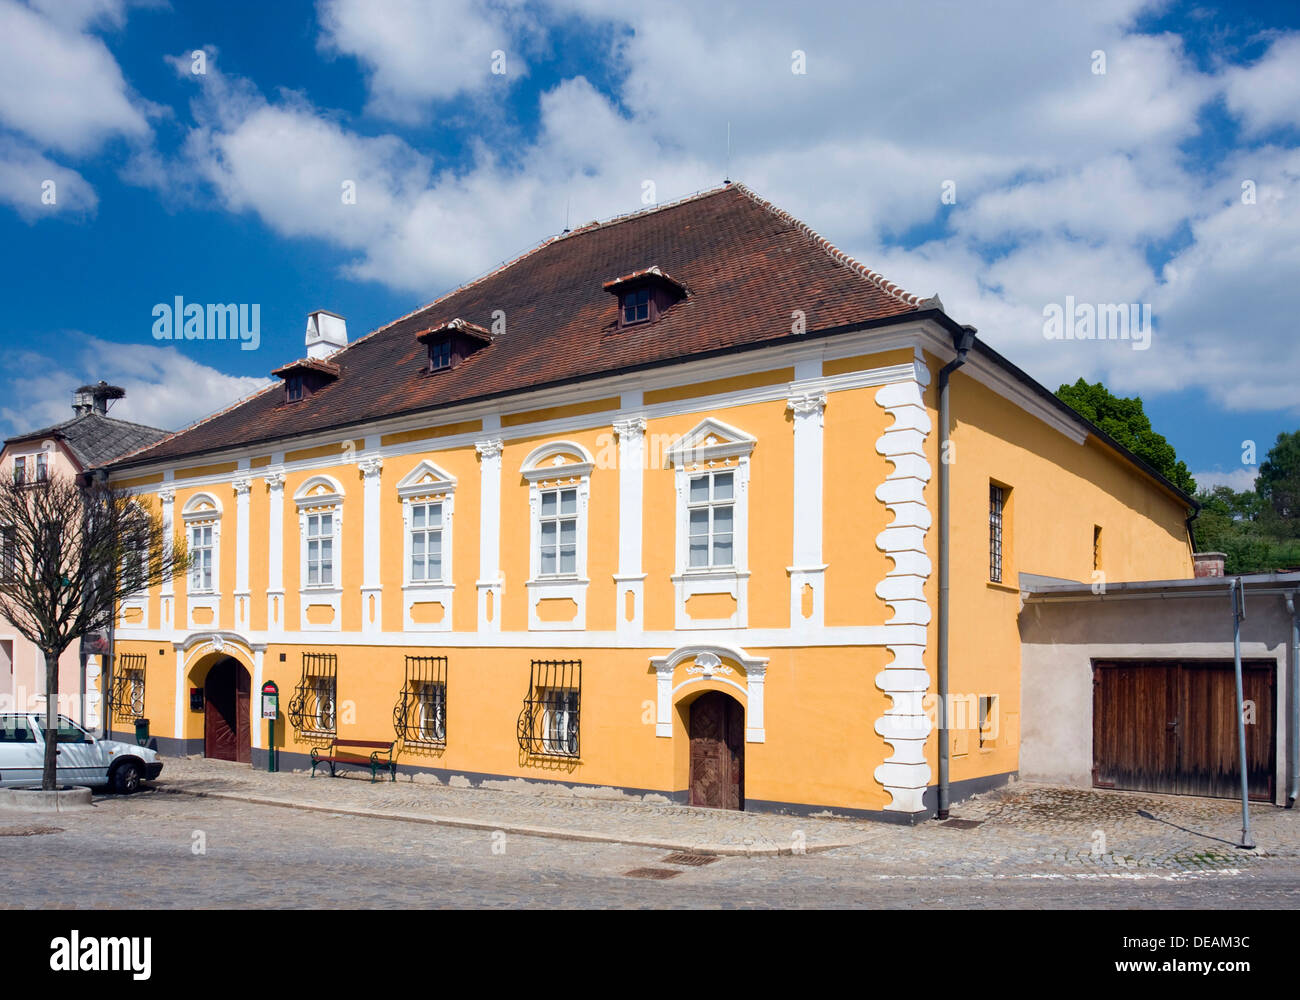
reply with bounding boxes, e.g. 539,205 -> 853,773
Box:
104,184 -> 1194,820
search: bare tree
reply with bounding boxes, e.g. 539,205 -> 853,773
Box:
0,472 -> 187,790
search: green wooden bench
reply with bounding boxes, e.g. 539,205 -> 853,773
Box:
310,738 -> 397,783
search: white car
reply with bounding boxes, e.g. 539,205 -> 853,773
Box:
0,713 -> 163,793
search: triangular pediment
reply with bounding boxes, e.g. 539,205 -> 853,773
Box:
396,460 -> 456,497
664,418 -> 757,467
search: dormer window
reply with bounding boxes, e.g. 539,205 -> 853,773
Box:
272,357 -> 340,404
603,265 -> 688,329
428,338 -> 453,371
416,318 -> 493,374
622,287 -> 651,325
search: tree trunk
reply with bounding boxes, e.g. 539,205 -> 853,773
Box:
42,648 -> 59,791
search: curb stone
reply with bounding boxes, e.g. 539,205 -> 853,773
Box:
156,786 -> 870,857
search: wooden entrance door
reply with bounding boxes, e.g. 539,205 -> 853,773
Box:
1093,660 -> 1275,801
689,692 -> 744,810
204,658 -> 251,763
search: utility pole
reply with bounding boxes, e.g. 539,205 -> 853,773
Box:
1230,577 -> 1255,849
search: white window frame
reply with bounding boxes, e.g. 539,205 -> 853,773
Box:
180,493 -> 222,629
416,681 -> 447,743
396,461 -> 457,632
293,475 -> 345,632
314,677 -> 336,734
540,687 -> 580,757
304,510 -> 335,587
666,418 -> 756,630
521,441 -> 594,632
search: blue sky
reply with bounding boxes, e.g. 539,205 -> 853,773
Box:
2,0 -> 1298,492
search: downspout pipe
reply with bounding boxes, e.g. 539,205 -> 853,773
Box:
936,324 -> 977,820
1286,591 -> 1299,807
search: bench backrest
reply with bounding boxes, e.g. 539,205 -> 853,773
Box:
332,738 -> 393,749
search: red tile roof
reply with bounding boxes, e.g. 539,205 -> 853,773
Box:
415,318 -> 493,344
114,183 -> 925,469
270,357 -> 342,380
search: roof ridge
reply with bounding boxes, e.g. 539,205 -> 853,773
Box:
333,186 -> 737,360
730,182 -> 929,309
109,381 -> 282,468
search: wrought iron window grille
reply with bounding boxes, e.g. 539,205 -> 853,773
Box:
989,484 -> 1005,583
287,652 -> 338,738
111,653 -> 147,723
517,659 -> 581,758
393,655 -> 448,748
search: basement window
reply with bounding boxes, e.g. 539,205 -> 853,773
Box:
394,655 -> 448,748
287,653 -> 338,738
112,653 -> 147,723
518,659 -> 581,758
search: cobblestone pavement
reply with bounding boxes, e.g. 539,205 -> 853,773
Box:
2,790 -> 1299,908
141,756 -> 1300,871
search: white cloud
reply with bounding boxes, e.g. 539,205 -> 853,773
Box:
0,333 -> 273,440
1192,467 -> 1257,492
0,0 -> 150,155
0,138 -> 98,220
1222,32 -> 1300,135
317,0 -> 537,122
152,0 -> 1300,421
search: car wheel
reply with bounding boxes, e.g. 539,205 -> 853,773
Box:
112,761 -> 142,795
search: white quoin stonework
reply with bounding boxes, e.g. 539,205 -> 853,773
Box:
872,369 -> 934,813
158,486 -> 175,629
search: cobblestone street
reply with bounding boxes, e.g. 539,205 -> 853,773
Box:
3,757 -> 1299,907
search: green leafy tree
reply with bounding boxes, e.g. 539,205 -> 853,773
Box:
1256,430 -> 1300,536
1055,379 -> 1197,495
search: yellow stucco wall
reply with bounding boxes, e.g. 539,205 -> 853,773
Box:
108,337 -> 1194,815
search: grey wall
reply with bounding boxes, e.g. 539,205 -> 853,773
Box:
1019,591 -> 1295,805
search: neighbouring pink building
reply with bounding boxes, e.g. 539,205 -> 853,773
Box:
0,382 -> 167,730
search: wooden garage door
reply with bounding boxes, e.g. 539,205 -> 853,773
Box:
1093,660 -> 1275,801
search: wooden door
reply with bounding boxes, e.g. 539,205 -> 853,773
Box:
1092,661 -> 1178,793
204,659 -> 251,763
1176,661 -> 1274,800
689,692 -> 744,810
1093,660 -> 1275,801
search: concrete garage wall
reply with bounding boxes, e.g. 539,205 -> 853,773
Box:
1019,582 -> 1296,806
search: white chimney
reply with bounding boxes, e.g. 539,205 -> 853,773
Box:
305,310 -> 347,360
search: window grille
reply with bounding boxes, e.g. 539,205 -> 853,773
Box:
517,659 -> 581,758
287,653 -> 337,738
393,655 -> 448,747
111,653 -> 147,723
0,526 -> 15,581
989,484 -> 1004,583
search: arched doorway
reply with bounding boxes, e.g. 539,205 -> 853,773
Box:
204,657 -> 251,762
689,691 -> 744,809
